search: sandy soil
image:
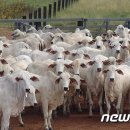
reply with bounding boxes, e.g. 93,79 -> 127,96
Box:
8,107 -> 130,130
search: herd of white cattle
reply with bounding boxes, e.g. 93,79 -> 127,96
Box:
0,24 -> 130,130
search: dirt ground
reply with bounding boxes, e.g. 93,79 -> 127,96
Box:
8,107 -> 130,130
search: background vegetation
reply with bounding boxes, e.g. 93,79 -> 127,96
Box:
56,0 -> 130,18
0,0 -> 130,19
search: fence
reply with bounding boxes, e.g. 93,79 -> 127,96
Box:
0,18 -> 130,37
22,0 -> 79,29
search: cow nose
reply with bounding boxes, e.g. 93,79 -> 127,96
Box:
0,71 -> 4,77
58,71 -> 62,75
0,50 -> 2,54
25,89 -> 30,93
57,58 -> 62,59
110,78 -> 114,82
116,50 -> 120,54
97,46 -> 101,49
64,87 -> 68,91
97,68 -> 102,72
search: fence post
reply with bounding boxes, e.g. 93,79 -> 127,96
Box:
77,18 -> 84,29
22,16 -> 26,31
128,20 -> 130,29
105,20 -> 109,31
68,0 -> 70,6
84,19 -> 87,29
71,0 -> 73,5
65,0 -> 68,8
37,8 -> 42,29
34,10 -> 38,29
53,2 -> 57,17
62,0 -> 65,9
43,6 -> 47,26
29,13 -> 32,25
48,4 -> 52,18
58,0 -> 61,11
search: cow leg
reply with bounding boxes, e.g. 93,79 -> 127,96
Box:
18,113 -> 24,127
116,93 -> 122,115
87,89 -> 93,116
63,96 -> 67,116
42,101 -> 49,130
74,95 -> 82,113
120,97 -> 124,114
98,90 -> 103,116
52,110 -> 57,119
48,110 -> 53,130
1,110 -> 11,130
105,94 -> 111,114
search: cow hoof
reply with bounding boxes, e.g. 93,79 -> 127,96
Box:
49,128 -> 53,130
19,123 -> 24,127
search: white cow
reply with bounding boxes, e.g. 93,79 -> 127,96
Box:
115,25 -> 129,38
84,55 -> 109,116
32,71 -> 78,130
78,41 -> 121,59
3,42 -> 30,57
0,58 -> 14,76
104,65 -> 130,114
0,70 -> 39,130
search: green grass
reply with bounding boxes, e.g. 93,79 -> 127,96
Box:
3,0 -> 58,7
56,0 -> 130,18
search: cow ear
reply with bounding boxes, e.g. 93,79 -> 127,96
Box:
55,77 -> 62,84
84,54 -> 90,59
109,45 -> 114,49
113,33 -> 118,37
102,39 -> 107,42
1,59 -> 8,64
80,63 -> 87,68
88,61 -> 95,65
88,41 -> 95,45
35,89 -> 40,94
80,79 -> 86,84
30,76 -> 39,81
48,63 -> 56,68
3,44 -> 9,48
78,41 -> 82,45
70,78 -> 78,85
116,59 -> 122,65
50,50 -> 57,54
103,60 -> 110,65
15,77 -> 23,82
72,53 -> 78,57
64,51 -> 70,55
103,69 -> 109,74
103,33 -> 107,36
92,39 -> 96,42
46,48 -> 52,52
116,69 -> 124,75
64,64 -> 73,69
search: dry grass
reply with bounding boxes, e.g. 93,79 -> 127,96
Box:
56,0 -> 130,18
